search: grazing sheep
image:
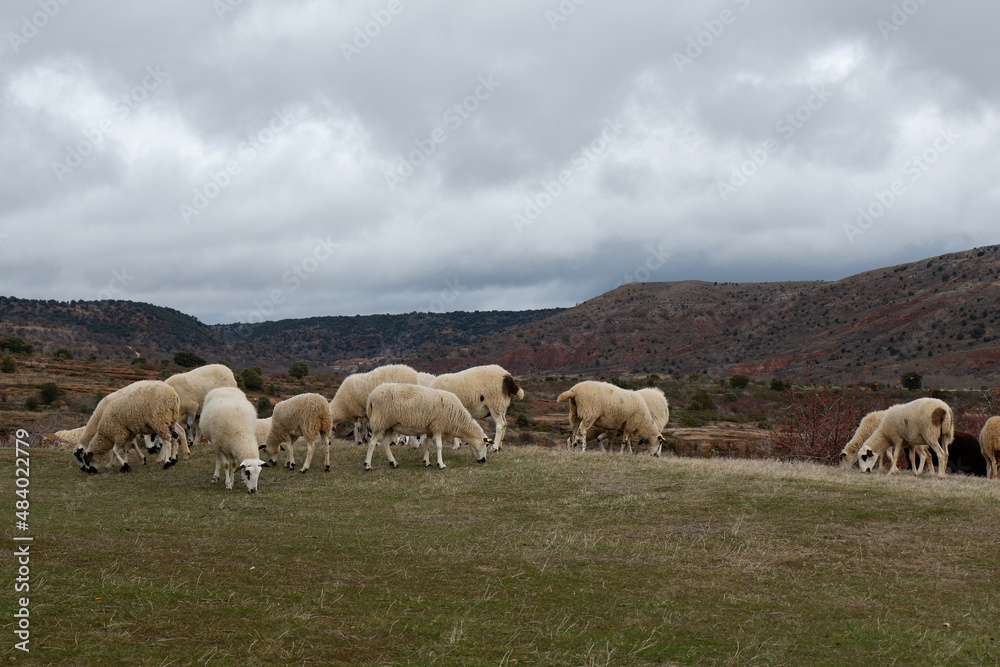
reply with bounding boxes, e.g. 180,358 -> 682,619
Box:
54,427 -> 85,445
329,364 -> 420,443
364,383 -> 492,470
839,410 -> 888,469
430,364 -> 523,451
200,387 -> 267,493
857,397 -> 954,478
593,388 -> 670,454
165,363 -> 238,452
557,381 -> 664,457
263,393 -> 333,473
920,431 -> 987,476
74,381 -> 184,474
979,417 -> 1000,479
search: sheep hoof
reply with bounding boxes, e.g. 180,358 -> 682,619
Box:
300,468 -> 308,474
74,448 -> 84,463
390,461 -> 399,468
364,464 -> 372,471
86,465 -> 98,475
324,465 -> 330,472
163,460 -> 174,470
425,461 -> 432,467
120,463 -> 131,473
478,457 -> 486,464
438,463 -> 447,470
211,477 -> 218,484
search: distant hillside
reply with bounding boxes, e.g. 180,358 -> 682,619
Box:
420,245 -> 1000,387
3,245 -> 1000,387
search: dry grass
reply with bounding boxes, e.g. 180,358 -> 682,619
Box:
2,441 -> 998,665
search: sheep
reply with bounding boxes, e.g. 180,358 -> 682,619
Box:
979,417 -> 1000,479
557,381 -> 664,457
262,393 -> 333,473
329,364 -> 420,443
74,381 -> 184,474
199,387 -> 267,493
857,397 -> 954,478
54,427 -> 85,445
430,364 -> 523,452
74,381 -> 183,472
416,372 -> 436,386
165,363 -> 238,453
255,417 -> 272,449
839,408 -> 939,474
363,382 -> 493,470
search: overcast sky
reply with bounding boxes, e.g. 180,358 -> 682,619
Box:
1,1 -> 998,324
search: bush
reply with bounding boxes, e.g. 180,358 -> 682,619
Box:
266,383 -> 280,397
53,347 -> 73,360
131,357 -> 147,366
608,377 -> 638,391
768,388 -> 885,464
39,382 -> 60,405
173,351 -> 206,368
0,336 -> 33,355
241,367 -> 264,391
687,389 -> 716,412
256,395 -> 272,418
25,396 -> 39,411
769,378 -> 790,392
901,371 -> 922,391
289,362 -> 309,379
515,414 -> 530,428
0,356 -> 15,373
729,374 -> 750,389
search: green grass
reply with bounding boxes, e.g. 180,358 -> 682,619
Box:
2,442 -> 1000,666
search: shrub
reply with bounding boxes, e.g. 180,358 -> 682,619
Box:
729,374 -> 750,389
289,362 -> 309,379
25,396 -> 39,411
900,371 -> 922,391
256,395 -> 272,418
173,351 -> 206,368
608,377 -> 638,391
687,389 -> 716,412
241,367 -> 264,391
131,357 -> 147,366
266,383 -> 280,397
0,356 -> 15,373
0,337 -> 33,355
769,378 -> 789,392
768,388 -> 885,465
515,414 -> 530,428
53,348 -> 73,360
39,382 -> 60,405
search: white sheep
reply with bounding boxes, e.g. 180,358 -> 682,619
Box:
199,387 -> 267,493
857,397 -> 954,478
263,393 -> 334,473
255,417 -> 272,449
364,382 -> 493,470
978,417 -> 1000,479
165,363 -> 238,453
416,372 -> 436,386
557,381 -> 664,457
75,381 -> 184,474
839,409 -> 935,474
598,387 -> 670,454
329,364 -> 420,443
430,364 -> 523,451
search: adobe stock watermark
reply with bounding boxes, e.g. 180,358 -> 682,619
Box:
546,0 -> 587,31
246,236 -> 339,323
178,107 -> 297,224
878,0 -> 931,40
674,0 -> 751,72
612,242 -> 673,289
383,75 -> 501,192
716,84 -> 833,202
428,278 -> 466,313
511,116 -> 627,233
7,0 -> 72,54
51,65 -> 169,183
213,0 -> 247,21
96,267 -> 134,300
844,126 -> 959,244
341,0 -> 407,63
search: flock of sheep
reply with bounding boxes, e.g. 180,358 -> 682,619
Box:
55,360 -> 1000,493
838,396 -> 1000,479
58,362 -> 538,493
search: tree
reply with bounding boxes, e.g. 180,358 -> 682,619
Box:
173,351 -> 206,368
39,382 -> 60,405
770,378 -> 790,392
687,389 -> 716,412
0,356 -> 15,373
901,371 -> 922,391
729,374 -> 750,389
241,367 -> 264,391
53,347 -> 73,360
25,396 -> 39,411
256,395 -> 271,418
0,336 -> 33,355
289,361 -> 309,379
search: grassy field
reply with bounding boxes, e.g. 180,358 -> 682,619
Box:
2,440 -> 999,666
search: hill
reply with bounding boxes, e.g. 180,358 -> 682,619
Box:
3,245 -> 1000,386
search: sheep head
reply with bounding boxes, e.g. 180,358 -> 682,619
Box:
857,445 -> 878,472
238,458 -> 267,493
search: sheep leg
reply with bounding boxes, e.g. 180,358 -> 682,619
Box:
488,408 -> 505,452
211,451 -> 223,484
223,459 -> 235,490
133,439 -> 147,465
301,433 -> 317,473
381,433 -> 399,469
425,433 -> 446,469
885,439 -> 903,475
323,433 -> 332,472
928,441 -> 949,479
284,438 -> 296,470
